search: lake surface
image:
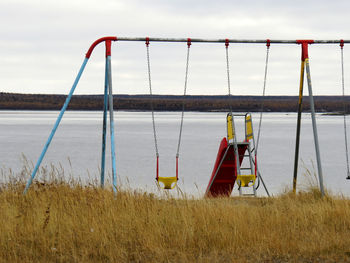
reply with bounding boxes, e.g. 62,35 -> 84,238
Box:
1,110 -> 350,197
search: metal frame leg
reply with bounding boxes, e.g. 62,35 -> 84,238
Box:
257,171 -> 270,197
23,58 -> 89,194
305,58 -> 325,196
247,144 -> 257,196
293,60 -> 305,193
100,58 -> 108,188
231,116 -> 242,196
107,55 -> 117,194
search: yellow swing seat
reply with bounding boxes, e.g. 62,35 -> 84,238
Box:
237,174 -> 256,187
157,176 -> 178,190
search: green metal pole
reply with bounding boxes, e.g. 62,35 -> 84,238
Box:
293,59 -> 305,193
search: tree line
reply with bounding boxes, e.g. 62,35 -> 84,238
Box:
1,92 -> 350,113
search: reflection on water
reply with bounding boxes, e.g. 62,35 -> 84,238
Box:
0,110 -> 349,197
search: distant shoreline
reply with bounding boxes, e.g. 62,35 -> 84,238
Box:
1,92 -> 350,112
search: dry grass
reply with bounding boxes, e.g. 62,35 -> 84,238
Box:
1,166 -> 350,262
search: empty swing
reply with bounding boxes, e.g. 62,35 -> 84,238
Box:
145,37 -> 191,189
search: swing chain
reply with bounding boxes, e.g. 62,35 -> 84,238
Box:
225,39 -> 241,179
145,37 -> 159,158
225,39 -> 233,107
176,38 -> 191,157
340,40 -> 350,179
256,39 -> 271,153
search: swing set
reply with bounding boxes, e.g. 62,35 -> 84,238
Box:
22,36 -> 350,198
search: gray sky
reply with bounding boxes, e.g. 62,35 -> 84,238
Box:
1,0 -> 350,95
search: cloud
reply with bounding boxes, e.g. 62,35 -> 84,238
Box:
0,0 -> 349,95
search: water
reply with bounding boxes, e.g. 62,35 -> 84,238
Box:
1,110 -> 350,197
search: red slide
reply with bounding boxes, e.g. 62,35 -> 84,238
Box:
205,137 -> 248,197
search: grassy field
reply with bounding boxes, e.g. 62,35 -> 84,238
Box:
1,169 -> 350,262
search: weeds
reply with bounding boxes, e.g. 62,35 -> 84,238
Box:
0,165 -> 350,262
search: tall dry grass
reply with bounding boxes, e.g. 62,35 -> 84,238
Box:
1,164 -> 350,262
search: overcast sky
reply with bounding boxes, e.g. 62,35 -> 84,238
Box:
1,0 -> 350,95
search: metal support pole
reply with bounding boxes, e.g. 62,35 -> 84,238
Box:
305,59 -> 325,196
293,60 -> 305,193
231,119 -> 242,196
247,144 -> 257,196
257,171 -> 270,197
100,58 -> 108,187
115,37 -> 350,45
107,54 -> 117,194
23,58 -> 89,194
340,41 -> 350,180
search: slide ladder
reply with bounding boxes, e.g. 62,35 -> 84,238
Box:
235,113 -> 257,197
237,113 -> 257,196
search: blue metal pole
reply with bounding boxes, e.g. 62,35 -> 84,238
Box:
23,58 -> 89,194
107,55 -> 117,194
100,58 -> 108,187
